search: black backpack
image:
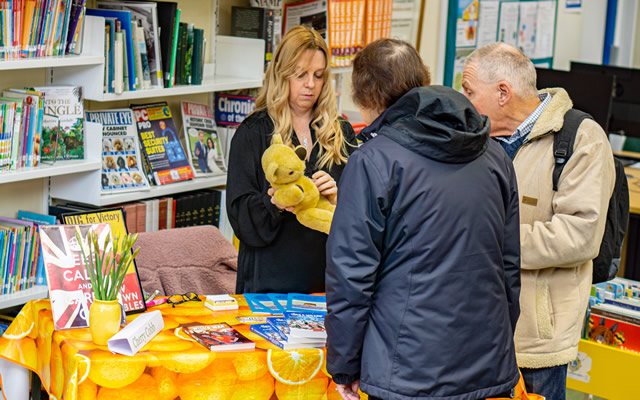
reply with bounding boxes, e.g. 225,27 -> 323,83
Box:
552,109 -> 629,283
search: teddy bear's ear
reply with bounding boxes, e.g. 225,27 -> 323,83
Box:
265,162 -> 279,182
294,146 -> 307,161
271,134 -> 283,145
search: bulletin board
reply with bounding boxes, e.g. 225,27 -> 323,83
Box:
443,0 -> 558,90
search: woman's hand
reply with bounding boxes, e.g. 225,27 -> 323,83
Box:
312,171 -> 338,205
268,187 -> 295,212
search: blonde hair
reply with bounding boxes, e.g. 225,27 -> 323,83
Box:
464,42 -> 538,98
255,25 -> 348,169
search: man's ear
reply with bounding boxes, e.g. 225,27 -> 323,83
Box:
497,81 -> 512,106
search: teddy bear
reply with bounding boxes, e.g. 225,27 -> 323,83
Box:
261,133 -> 335,234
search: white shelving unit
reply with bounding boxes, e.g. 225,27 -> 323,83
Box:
0,55 -> 104,71
0,160 -> 101,185
51,174 -> 227,207
0,285 -> 49,310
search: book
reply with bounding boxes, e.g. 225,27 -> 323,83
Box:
31,85 -> 84,162
130,102 -> 194,185
204,294 -> 238,311
286,293 -> 326,313
147,0 -> 178,88
39,223 -> 128,330
266,316 -> 325,344
191,28 -> 205,85
60,208 -> 147,314
283,311 -> 327,339
244,293 -> 276,314
251,323 -> 324,350
230,6 -> 275,71
267,293 -> 288,313
181,101 -> 226,177
236,316 -> 268,324
85,108 -> 150,194
17,210 -> 57,287
183,323 -> 255,352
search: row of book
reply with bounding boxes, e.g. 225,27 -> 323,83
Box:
0,211 -> 54,296
584,277 -> 640,353
0,85 -> 83,171
89,1 -> 205,94
0,0 -> 86,59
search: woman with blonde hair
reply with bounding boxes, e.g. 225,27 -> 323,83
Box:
226,25 -> 357,294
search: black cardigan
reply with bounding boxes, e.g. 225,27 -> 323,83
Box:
226,110 -> 357,294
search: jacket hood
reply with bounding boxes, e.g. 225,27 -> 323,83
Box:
362,85 -> 491,163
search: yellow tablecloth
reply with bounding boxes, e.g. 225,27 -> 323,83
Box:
0,296 -> 367,400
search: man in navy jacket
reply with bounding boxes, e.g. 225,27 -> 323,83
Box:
325,39 -> 521,400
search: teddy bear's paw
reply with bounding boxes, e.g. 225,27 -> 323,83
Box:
296,208 -> 334,234
274,185 -> 304,207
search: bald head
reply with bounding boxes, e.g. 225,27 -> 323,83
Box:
464,42 -> 538,99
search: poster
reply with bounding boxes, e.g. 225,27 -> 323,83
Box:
456,0 -> 479,47
476,1 -> 500,47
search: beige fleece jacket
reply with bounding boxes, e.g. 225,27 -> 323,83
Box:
513,88 -> 615,368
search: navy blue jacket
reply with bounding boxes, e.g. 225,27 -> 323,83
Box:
325,86 -> 521,400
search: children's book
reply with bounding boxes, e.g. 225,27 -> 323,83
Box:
17,210 -> 57,287
31,85 -> 84,162
251,323 -> 323,350
180,101 -> 226,177
286,293 -> 326,313
131,102 -> 194,185
60,208 -> 147,314
85,109 -> 150,193
244,293 -> 283,314
39,223 -> 127,330
183,323 -> 255,352
283,311 -> 327,339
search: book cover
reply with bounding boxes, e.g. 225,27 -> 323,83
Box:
267,293 -> 288,313
183,323 -> 255,352
283,311 -> 327,339
17,210 -> 57,287
181,101 -> 226,177
214,93 -> 256,126
267,316 -> 325,344
85,108 -> 150,193
131,102 -> 194,185
147,0 -> 178,88
244,293 -> 282,314
230,6 -> 274,70
286,293 -> 326,313
31,85 -> 84,162
39,223 -> 127,330
251,323 -> 324,350
61,208 -> 147,314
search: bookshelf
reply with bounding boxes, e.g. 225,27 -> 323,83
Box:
0,55 -> 104,71
0,286 -> 49,310
0,160 -> 101,185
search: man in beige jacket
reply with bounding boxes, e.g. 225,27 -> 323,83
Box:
461,42 -> 615,399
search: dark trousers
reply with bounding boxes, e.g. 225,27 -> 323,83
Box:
520,364 -> 568,400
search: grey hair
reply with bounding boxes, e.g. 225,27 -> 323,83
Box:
464,42 -> 538,98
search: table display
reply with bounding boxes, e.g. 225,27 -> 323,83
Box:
0,296 -> 366,400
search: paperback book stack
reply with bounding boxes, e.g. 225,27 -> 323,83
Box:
247,293 -> 327,349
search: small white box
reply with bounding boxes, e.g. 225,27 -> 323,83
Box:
204,294 -> 238,311
107,311 -> 164,356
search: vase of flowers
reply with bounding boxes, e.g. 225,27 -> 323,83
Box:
76,228 -> 140,345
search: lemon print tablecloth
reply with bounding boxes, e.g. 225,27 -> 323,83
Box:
0,296 -> 369,400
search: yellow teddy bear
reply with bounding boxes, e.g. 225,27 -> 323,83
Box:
261,133 -> 335,234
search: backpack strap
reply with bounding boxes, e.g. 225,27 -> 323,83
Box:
552,109 -> 593,191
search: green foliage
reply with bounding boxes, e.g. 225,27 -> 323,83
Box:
75,229 -> 140,301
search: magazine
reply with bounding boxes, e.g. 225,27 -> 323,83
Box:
251,323 -> 324,350
180,101 -> 226,176
131,102 -> 194,185
39,223 -> 127,330
183,323 -> 255,352
61,208 -> 146,314
85,109 -> 150,193
283,311 -> 327,339
32,86 -> 84,162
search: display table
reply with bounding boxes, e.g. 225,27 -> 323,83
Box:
0,296 -> 365,400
